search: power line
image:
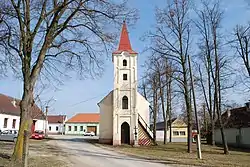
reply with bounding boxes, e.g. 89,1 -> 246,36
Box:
68,92 -> 109,107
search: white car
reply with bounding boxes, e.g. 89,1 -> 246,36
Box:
83,131 -> 95,136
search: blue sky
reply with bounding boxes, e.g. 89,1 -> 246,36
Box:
0,0 -> 249,118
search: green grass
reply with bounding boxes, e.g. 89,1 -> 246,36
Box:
0,139 -> 67,167
96,142 -> 250,167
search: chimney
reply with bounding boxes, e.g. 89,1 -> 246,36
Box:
11,99 -> 16,108
245,101 -> 250,109
227,109 -> 231,118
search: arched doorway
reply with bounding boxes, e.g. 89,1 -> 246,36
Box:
121,122 -> 130,144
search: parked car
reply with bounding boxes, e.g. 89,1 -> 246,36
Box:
83,131 -> 95,136
0,129 -> 18,142
31,130 -> 45,140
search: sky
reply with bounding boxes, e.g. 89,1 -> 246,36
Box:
0,0 -> 250,118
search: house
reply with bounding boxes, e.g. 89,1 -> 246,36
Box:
152,118 -> 188,142
65,113 -> 99,135
98,21 -> 153,146
214,102 -> 250,148
47,115 -> 67,135
0,93 -> 46,133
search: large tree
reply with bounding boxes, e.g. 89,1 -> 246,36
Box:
149,0 -> 193,152
195,0 -> 229,154
0,0 -> 137,162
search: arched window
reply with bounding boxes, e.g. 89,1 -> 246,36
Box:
123,59 -> 127,66
122,96 -> 128,109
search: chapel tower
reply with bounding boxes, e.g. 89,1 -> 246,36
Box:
112,21 -> 138,145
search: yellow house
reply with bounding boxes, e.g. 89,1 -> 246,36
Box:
153,118 -> 188,142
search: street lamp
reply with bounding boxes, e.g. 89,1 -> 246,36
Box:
44,98 -> 57,138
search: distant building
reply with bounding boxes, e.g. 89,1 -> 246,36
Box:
47,115 -> 67,134
65,113 -> 99,135
0,93 -> 46,133
215,102 -> 250,148
151,118 -> 188,142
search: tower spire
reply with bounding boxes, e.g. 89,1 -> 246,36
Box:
113,21 -> 137,54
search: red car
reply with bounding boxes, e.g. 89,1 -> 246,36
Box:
31,130 -> 45,140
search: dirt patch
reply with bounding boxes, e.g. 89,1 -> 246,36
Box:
0,139 -> 69,167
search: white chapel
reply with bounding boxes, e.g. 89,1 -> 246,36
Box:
98,21 -> 154,146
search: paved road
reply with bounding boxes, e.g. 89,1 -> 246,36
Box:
48,135 -> 175,167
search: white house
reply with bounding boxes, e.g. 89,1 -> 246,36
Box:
47,115 -> 67,135
215,102 -> 250,148
0,93 -> 46,133
98,21 -> 153,146
65,113 -> 99,135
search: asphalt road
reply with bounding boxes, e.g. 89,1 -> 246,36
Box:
48,135 -> 175,167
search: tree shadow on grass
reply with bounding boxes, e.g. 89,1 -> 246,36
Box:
0,153 -> 10,160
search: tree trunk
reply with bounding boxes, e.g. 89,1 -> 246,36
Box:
211,118 -> 215,146
182,62 -> 192,153
166,66 -> 172,143
12,89 -> 33,162
217,67 -> 229,154
152,77 -> 158,143
158,71 -> 167,144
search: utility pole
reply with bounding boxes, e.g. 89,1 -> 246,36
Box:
45,106 -> 48,138
188,55 -> 202,159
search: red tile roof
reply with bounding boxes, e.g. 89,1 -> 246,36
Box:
112,21 -> 137,54
66,113 -> 99,123
48,115 -> 66,123
0,93 -> 45,120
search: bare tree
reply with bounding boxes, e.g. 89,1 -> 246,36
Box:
149,0 -> 193,152
195,0 -> 229,154
0,0 -> 137,162
232,24 -> 250,90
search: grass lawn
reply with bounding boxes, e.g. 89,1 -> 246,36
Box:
0,139 -> 67,167
95,141 -> 250,167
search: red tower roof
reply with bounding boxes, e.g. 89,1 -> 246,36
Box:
113,21 -> 137,54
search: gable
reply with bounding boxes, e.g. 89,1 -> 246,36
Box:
172,119 -> 187,127
97,90 -> 113,107
136,92 -> 150,105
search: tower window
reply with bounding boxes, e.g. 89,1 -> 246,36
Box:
122,96 -> 128,109
123,74 -> 127,80
123,59 -> 127,66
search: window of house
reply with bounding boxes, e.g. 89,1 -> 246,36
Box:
12,119 -> 16,129
123,59 -> 127,66
3,118 -> 8,128
122,96 -> 128,109
123,74 -> 127,80
80,126 -> 83,131
74,126 -> 77,131
49,126 -> 51,131
173,131 -> 179,136
56,126 -> 59,131
180,131 -> 186,136
68,126 -> 71,131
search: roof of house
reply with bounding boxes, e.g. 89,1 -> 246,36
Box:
48,115 -> 67,124
216,106 -> 250,129
66,113 -> 100,123
150,118 -> 187,130
112,21 -> 137,55
0,93 -> 45,120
